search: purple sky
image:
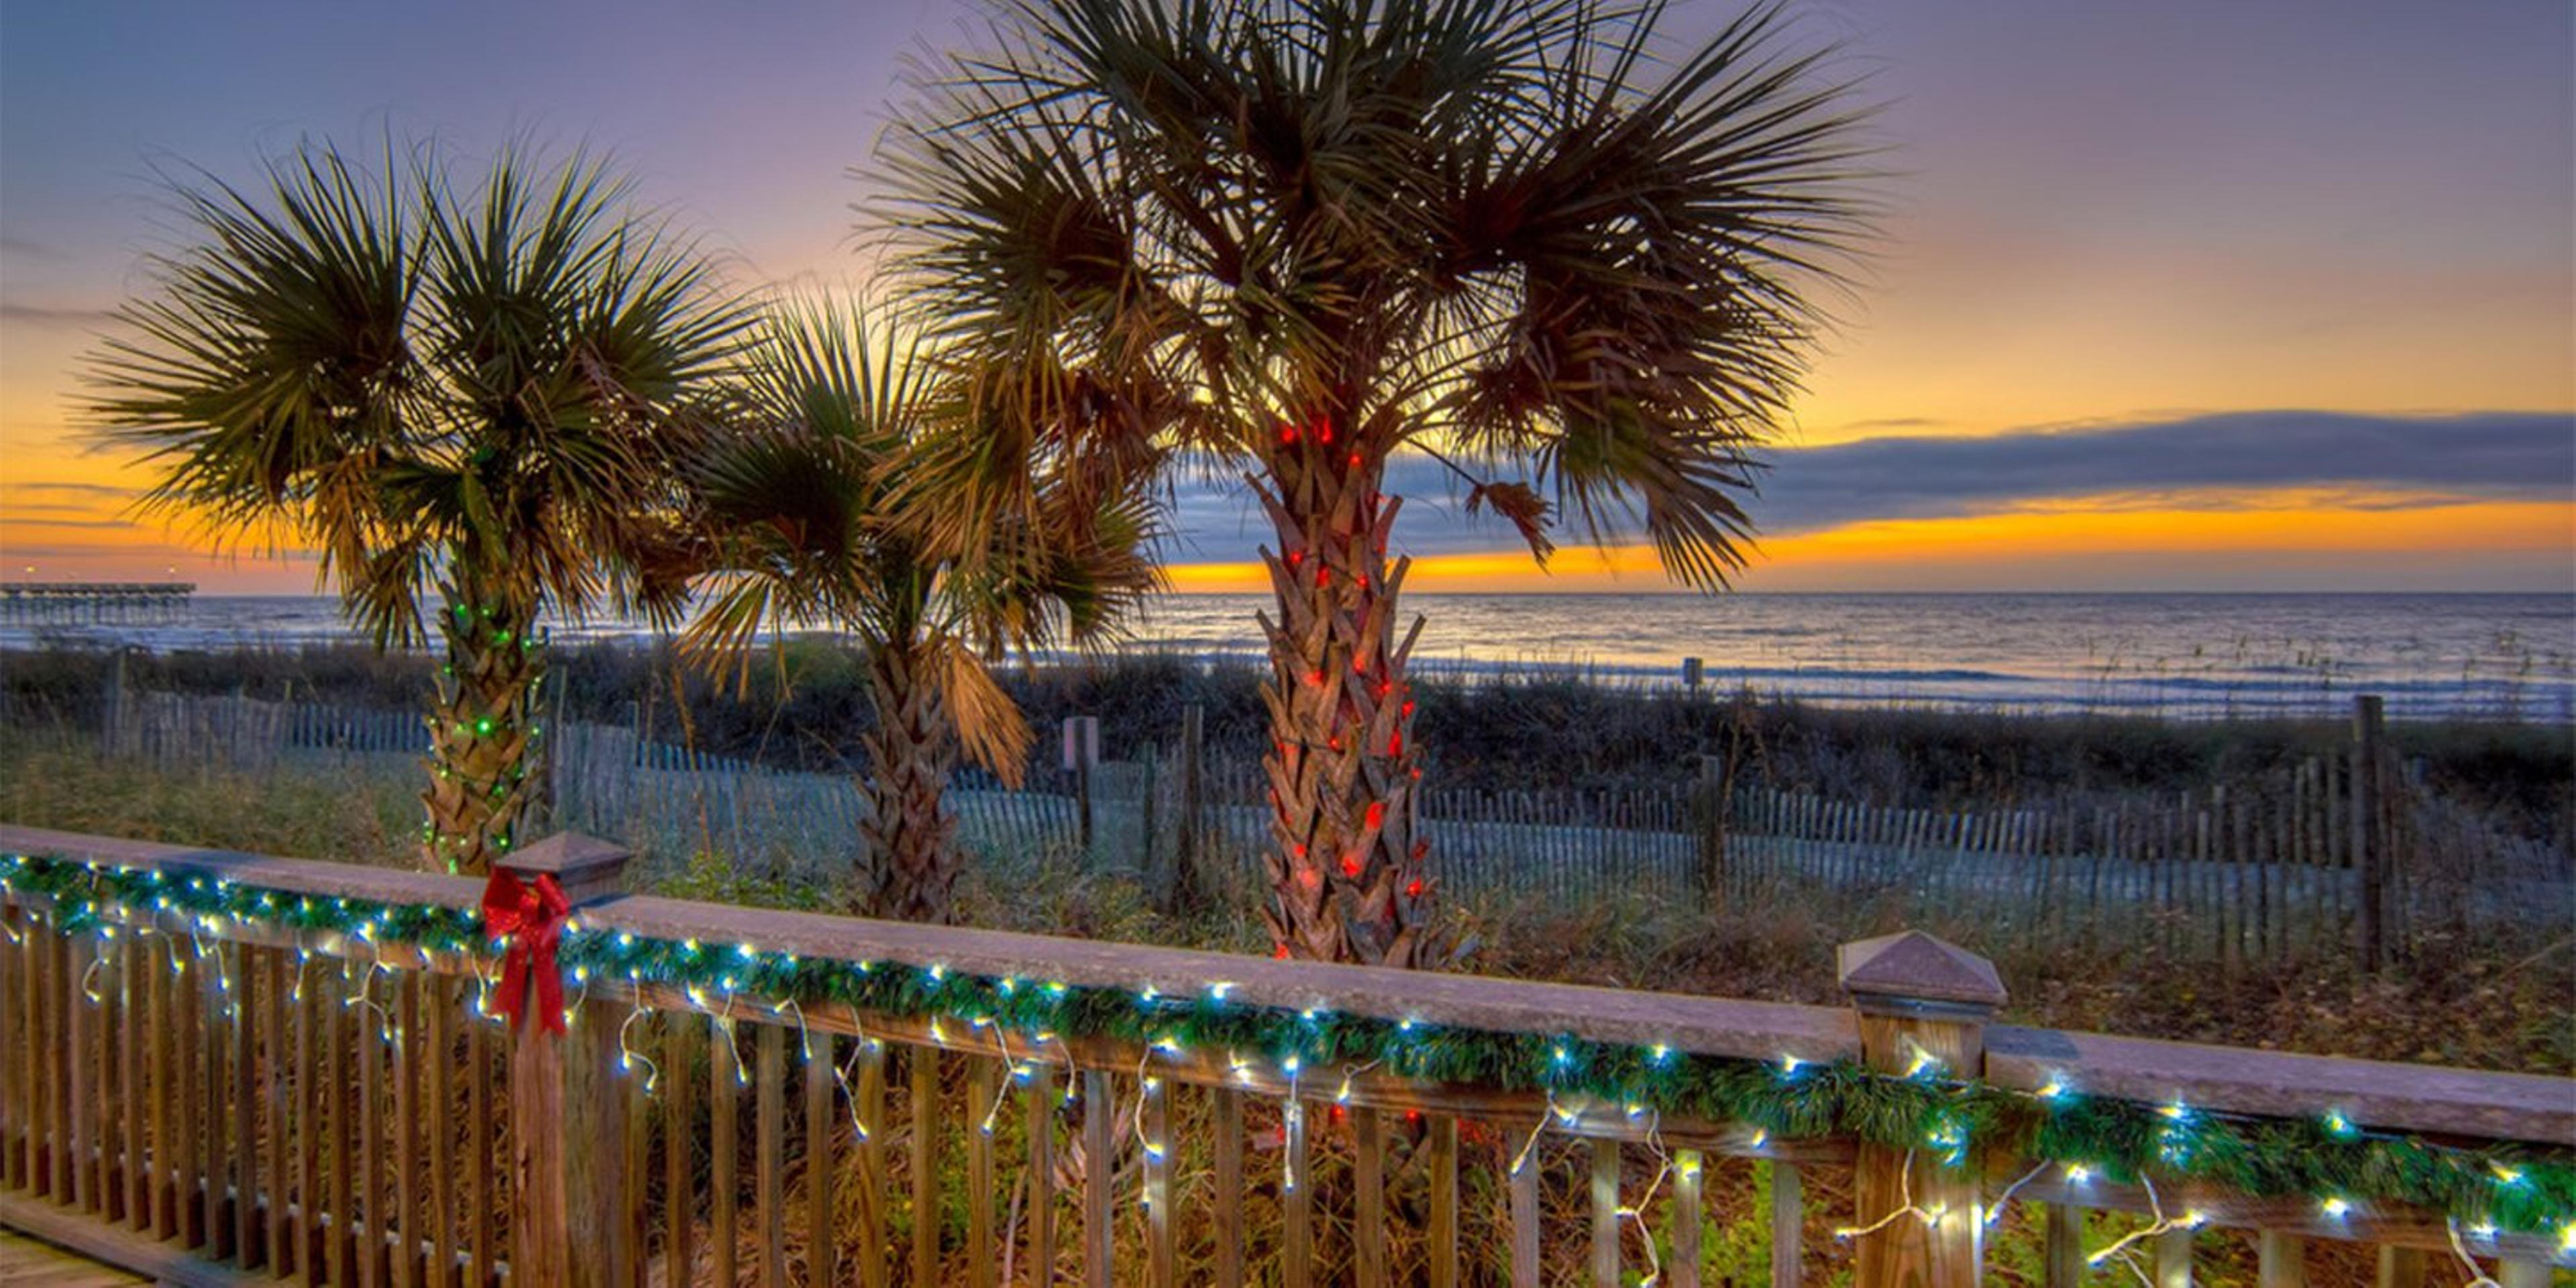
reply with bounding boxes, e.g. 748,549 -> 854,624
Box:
3,0 -> 2569,591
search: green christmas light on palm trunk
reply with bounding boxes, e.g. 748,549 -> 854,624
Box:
423,575 -> 544,872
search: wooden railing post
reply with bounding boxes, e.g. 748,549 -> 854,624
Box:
1696,754 -> 1726,908
2494,1258 -> 2555,1287
500,833 -> 633,1288
1065,715 -> 1100,855
1838,931 -> 2006,1288
102,649 -> 127,756
1175,703 -> 1206,912
2351,694 -> 2386,974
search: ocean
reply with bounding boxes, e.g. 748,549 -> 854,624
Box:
4,591 -> 2569,721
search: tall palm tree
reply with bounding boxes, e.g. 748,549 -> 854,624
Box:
91,142 -> 746,874
882,0 -> 1876,965
682,299 -> 1159,922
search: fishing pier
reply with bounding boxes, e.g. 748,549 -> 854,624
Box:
0,583 -> 194,627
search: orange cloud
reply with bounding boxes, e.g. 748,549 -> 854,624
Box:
1163,493 -> 2576,594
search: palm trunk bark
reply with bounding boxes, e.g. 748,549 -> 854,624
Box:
423,575 -> 547,875
861,636 -> 962,922
1255,415 -> 1442,967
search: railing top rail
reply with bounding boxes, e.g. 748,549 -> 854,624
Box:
6,822 -> 2569,1150
1988,1026 -> 2576,1147
3,823 -> 480,913
0,822 -> 1856,1065
585,890 -> 1861,1065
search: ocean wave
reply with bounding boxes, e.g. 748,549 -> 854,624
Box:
5,591 -> 2567,722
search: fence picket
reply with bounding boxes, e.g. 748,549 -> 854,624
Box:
61,687 -> 2573,987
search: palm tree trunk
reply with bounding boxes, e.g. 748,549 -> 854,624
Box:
422,576 -> 547,875
861,637 -> 962,922
1255,420 -> 1442,967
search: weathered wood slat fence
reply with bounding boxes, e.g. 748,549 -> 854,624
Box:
1,824 -> 2567,1287
61,689 -> 2573,976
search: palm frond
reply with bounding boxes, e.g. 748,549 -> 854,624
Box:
883,0 -> 1880,586
87,136 -> 750,636
926,632 -> 1034,785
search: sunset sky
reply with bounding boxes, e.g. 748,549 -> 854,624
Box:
2,0 -> 2569,594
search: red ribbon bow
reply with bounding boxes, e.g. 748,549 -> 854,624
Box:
480,867 -> 572,1034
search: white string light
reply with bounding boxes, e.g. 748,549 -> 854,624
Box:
473,951 -> 502,1024
191,929 -> 229,997
977,1024 -> 1018,1138
834,1024 -> 881,1144
1333,1059 -> 1382,1108
1511,1089 -> 1567,1177
1129,1021 -> 1201,1189
616,975 -> 660,1093
696,969 -> 752,1086
2083,1173 -> 2206,1283
343,958 -> 396,1048
1984,1158 -> 2054,1226
1614,1106 -> 1675,1286
1135,1070 -> 1167,1210
564,968 -> 591,1030
715,1015 -> 748,1088
2445,1217 -> 2504,1288
1281,1055 -> 1304,1193
1833,1150 -> 1950,1241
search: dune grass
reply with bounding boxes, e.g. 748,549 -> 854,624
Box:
9,641 -> 2571,826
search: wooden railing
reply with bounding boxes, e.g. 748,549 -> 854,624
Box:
0,822 -> 2566,1287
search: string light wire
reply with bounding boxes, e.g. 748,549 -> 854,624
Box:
978,1024 -> 1019,1138
1615,1107 -> 1675,1286
2445,1218 -> 2504,1288
1834,1150 -> 1947,1241
616,982 -> 661,1093
835,1025 -> 881,1144
2083,1173 -> 2206,1279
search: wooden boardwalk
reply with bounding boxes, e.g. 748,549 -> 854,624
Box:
0,1226 -> 143,1287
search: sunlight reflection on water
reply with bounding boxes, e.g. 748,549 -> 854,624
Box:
8,591 -> 2568,720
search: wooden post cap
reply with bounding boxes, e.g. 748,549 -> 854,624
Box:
497,832 -> 632,907
1837,931 -> 2006,1019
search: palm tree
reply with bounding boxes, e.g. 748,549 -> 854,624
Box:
881,0 -> 1876,965
91,142 -> 746,875
681,299 -> 1159,922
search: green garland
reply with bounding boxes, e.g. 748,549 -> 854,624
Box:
4,849 -> 2568,1246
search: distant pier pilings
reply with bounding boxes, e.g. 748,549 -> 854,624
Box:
0,582 -> 195,625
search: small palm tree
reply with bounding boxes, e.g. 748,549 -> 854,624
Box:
91,142 -> 746,874
883,0 -> 1876,964
682,299 -> 1159,922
